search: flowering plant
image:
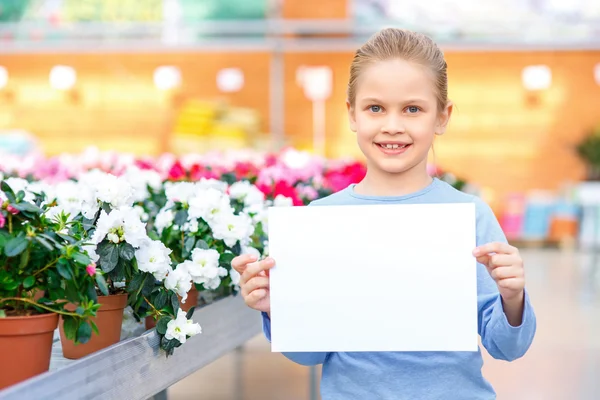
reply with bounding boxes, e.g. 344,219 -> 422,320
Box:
0,177 -> 101,345
149,178 -> 270,311
40,171 -> 202,355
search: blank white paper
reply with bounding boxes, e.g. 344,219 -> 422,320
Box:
267,202 -> 478,353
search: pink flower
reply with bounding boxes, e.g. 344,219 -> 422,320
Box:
6,205 -> 19,215
0,213 -> 5,229
86,263 -> 97,277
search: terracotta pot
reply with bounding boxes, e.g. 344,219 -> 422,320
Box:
59,294 -> 128,360
0,312 -> 59,389
145,286 -> 199,330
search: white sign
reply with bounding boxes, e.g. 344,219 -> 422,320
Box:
268,203 -> 478,352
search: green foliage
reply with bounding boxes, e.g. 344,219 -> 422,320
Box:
0,179 -> 100,345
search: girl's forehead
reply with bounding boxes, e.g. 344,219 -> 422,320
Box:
356,60 -> 437,101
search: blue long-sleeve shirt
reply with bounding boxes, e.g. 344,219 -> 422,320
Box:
261,178 -> 536,399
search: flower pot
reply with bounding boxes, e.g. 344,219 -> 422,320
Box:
145,286 -> 199,330
59,293 -> 128,360
0,312 -> 59,390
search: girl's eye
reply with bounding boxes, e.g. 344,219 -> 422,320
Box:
406,106 -> 420,113
369,105 -> 382,113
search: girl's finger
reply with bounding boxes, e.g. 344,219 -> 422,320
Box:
491,266 -> 523,281
473,242 -> 517,257
245,289 -> 267,306
231,253 -> 258,274
496,277 -> 524,290
241,257 -> 276,285
245,276 -> 270,293
489,254 -> 518,269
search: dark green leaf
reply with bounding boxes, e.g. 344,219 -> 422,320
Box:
63,316 -> 78,341
77,321 -> 93,344
170,293 -> 179,314
57,259 -> 73,280
127,273 -> 145,293
19,248 -> 30,269
23,276 -> 35,289
73,252 -> 91,266
75,306 -> 85,316
155,290 -> 168,309
174,209 -> 188,226
1,181 -> 16,202
2,280 -> 19,291
86,281 -> 98,303
65,283 -> 79,303
39,233 -> 61,247
16,190 -> 25,202
11,202 -> 42,214
4,236 -> 29,257
101,203 -> 112,214
95,274 -> 109,296
119,243 -> 135,261
186,306 -> 195,320
35,236 -> 54,251
231,242 -> 242,256
98,242 -> 119,273
183,236 -> 195,258
141,275 -> 155,296
195,240 -> 209,250
156,317 -> 170,335
219,252 -> 235,266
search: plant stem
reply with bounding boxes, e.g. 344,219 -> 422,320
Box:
143,295 -> 163,317
0,297 -> 82,318
34,259 -> 58,277
8,214 -> 12,234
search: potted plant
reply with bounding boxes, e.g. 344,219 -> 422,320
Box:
46,172 -> 201,357
0,178 -> 100,389
576,125 -> 600,181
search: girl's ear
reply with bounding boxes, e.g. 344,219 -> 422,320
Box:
347,100 -> 357,132
435,101 -> 453,136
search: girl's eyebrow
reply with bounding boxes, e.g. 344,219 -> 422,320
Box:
359,97 -> 429,104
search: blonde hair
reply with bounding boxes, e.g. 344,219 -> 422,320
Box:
347,28 -> 448,112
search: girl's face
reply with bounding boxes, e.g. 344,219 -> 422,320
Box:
348,58 -> 452,178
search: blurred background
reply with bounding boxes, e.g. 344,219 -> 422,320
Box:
0,0 -> 599,399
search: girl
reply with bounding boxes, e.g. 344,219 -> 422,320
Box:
232,28 -> 536,399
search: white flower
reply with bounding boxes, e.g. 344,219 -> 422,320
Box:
183,219 -> 199,233
123,166 -> 163,202
92,207 -> 148,248
273,194 -> 294,207
83,243 -> 99,263
133,205 -> 149,222
164,265 -> 193,303
196,178 -> 228,193
165,309 -> 202,344
188,188 -> 233,223
230,268 -> 240,286
210,212 -> 254,247
136,240 -> 172,281
183,248 -> 227,290
229,181 -> 265,206
154,207 -> 175,234
263,240 -> 269,256
242,245 -> 261,259
165,182 -> 197,205
95,174 -> 135,209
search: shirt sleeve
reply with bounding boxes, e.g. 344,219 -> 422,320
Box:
474,197 -> 537,361
261,312 -> 329,366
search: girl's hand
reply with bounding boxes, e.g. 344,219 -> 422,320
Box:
473,242 -> 525,302
231,254 -> 276,315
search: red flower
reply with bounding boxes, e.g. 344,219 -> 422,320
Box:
189,164 -> 219,181
167,161 -> 187,181
323,162 -> 366,192
0,212 -> 5,229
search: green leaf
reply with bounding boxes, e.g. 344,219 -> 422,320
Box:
183,236 -> 195,258
119,243 -> 135,261
90,320 -> 99,335
156,317 -> 170,335
11,202 -> 42,214
72,252 -> 91,266
174,209 -> 188,226
95,274 -> 109,296
98,242 -> 119,273
39,233 -> 61,247
170,293 -> 179,314
127,273 -> 145,293
0,310 -> 6,318
195,240 -> 209,250
231,242 -> 242,256
77,321 -> 93,344
19,247 -> 30,270
186,306 -> 195,320
23,276 -> 35,289
16,190 -> 25,202
56,259 -> 73,280
1,181 -> 16,202
4,236 -> 29,257
141,275 -> 156,296
56,233 -> 76,244
219,252 -> 235,266
35,236 -> 54,251
155,290 -> 168,309
75,306 -> 85,316
63,316 -> 78,341
65,283 -> 79,303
